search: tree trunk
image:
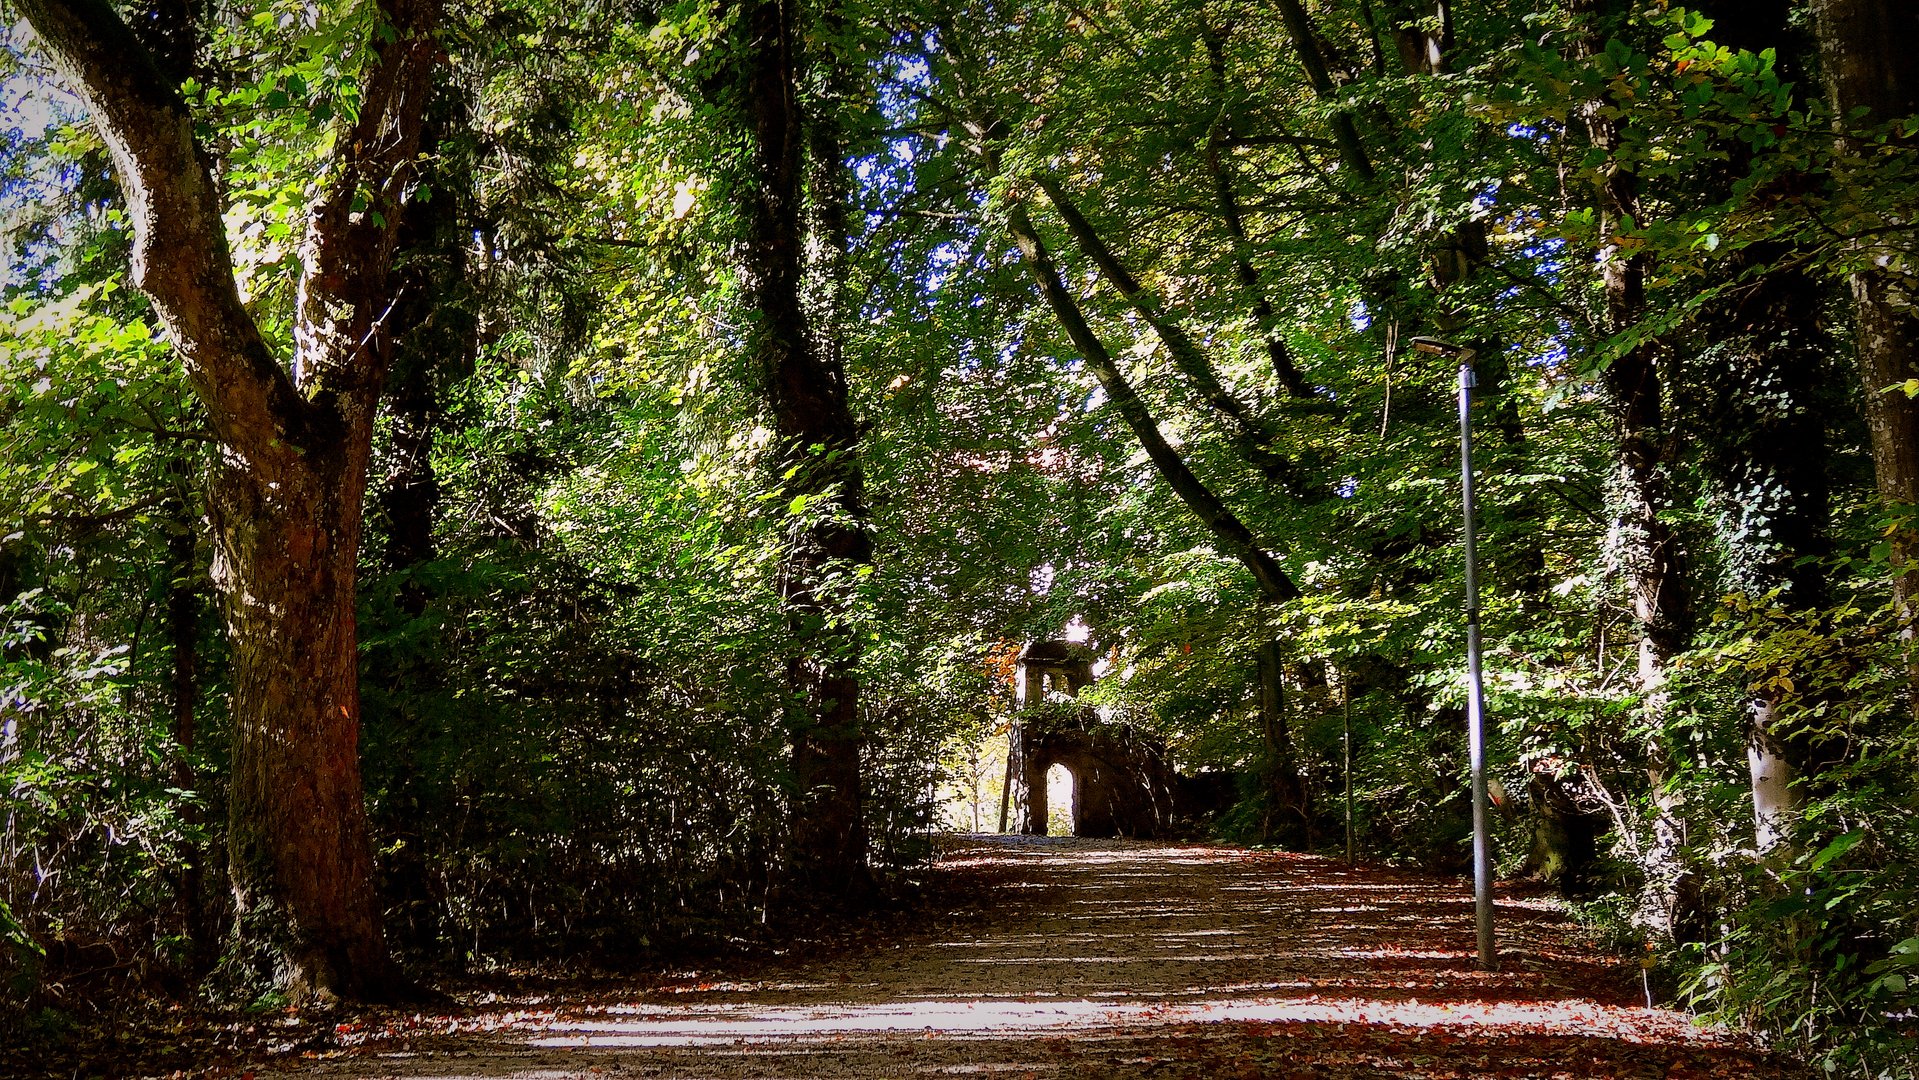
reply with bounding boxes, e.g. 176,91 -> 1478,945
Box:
18,0 -> 440,1001
162,468 -> 208,971
216,451 -> 388,1000
1809,0 -> 1919,724
972,134 -> 1311,826
1258,642 -> 1310,845
1747,703 -> 1798,855
1698,246 -> 1834,855
1571,0 -> 1694,939
1272,0 -> 1374,181
996,190 -> 1300,604
737,0 -> 871,901
1390,9 -> 1549,601
1523,770 -> 1598,893
1198,23 -> 1315,399
1679,0 -> 1842,855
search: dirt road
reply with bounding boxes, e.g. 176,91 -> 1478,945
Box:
270,836 -> 1799,1079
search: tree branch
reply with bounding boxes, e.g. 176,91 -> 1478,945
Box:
970,155 -> 1301,602
1033,175 -> 1327,501
17,0 -> 312,468
1202,23 -> 1317,399
1271,0 -> 1376,182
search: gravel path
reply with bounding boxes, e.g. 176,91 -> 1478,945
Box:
267,836 -> 1802,1079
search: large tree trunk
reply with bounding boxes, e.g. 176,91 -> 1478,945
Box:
999,193 -> 1300,605
737,0 -> 871,901
1678,0 -> 1841,856
1032,177 -> 1322,499
967,125 -> 1310,825
215,451 -> 387,999
1809,0 -> 1919,724
19,0 -> 440,1001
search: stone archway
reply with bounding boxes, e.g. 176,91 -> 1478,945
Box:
1008,640 -> 1177,838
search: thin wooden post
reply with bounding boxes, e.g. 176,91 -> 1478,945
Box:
997,729 -> 1015,834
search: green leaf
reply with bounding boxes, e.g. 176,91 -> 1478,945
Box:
1808,830 -> 1864,870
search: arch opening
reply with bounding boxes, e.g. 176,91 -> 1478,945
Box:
1046,762 -> 1076,836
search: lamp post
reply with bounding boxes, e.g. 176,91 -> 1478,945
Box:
1411,335 -> 1496,972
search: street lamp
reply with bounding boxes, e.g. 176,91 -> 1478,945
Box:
1411,335 -> 1496,973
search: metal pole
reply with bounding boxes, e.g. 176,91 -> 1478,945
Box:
1343,675 -> 1355,868
1458,359 -> 1496,972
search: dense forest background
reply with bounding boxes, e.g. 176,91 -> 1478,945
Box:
3,0 -> 1918,1073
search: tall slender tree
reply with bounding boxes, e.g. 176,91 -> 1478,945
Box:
1809,0 -> 1919,723
1568,0 -> 1694,935
731,0 -> 874,899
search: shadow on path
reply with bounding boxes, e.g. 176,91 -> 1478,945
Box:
276,836 -> 1802,1079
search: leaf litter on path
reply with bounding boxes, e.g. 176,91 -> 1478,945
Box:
189,838 -> 1812,1078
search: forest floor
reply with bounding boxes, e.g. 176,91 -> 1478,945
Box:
201,835 -> 1807,1080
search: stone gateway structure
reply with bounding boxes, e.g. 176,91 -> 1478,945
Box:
1006,641 -> 1179,838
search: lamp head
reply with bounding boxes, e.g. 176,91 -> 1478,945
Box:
1409,336 -> 1477,362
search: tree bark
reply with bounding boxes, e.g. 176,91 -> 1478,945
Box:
1809,0 -> 1919,724
736,0 -> 871,901
1571,0 -> 1694,939
18,0 -> 441,1001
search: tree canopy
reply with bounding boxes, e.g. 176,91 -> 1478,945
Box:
3,0 -> 1918,1072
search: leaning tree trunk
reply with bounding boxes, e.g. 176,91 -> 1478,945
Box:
1809,0 -> 1919,726
1032,177 -> 1321,499
737,0 -> 872,901
1199,24 -> 1315,400
965,122 -> 1311,823
19,0 -> 440,1001
993,184 -> 1301,605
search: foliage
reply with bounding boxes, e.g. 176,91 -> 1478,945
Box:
4,0 -> 1919,1070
